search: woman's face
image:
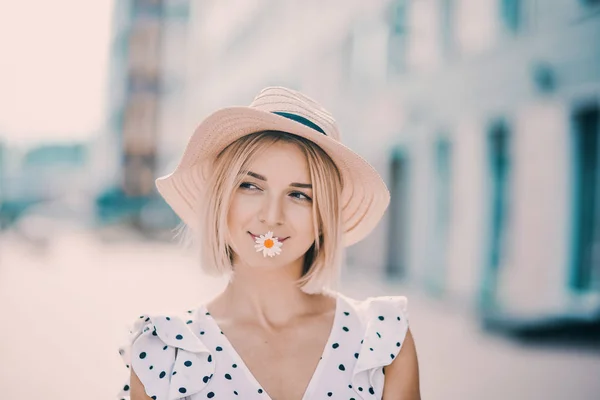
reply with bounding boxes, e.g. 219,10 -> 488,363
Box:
227,141 -> 316,270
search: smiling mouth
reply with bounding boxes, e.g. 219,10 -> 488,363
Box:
249,232 -> 289,242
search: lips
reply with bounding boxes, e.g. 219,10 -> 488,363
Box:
249,232 -> 289,242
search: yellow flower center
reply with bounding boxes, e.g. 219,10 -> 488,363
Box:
264,239 -> 274,248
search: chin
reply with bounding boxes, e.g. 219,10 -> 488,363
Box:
246,252 -> 292,267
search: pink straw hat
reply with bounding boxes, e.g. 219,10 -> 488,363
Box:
155,86 -> 390,247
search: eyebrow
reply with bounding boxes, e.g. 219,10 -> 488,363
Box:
246,171 -> 313,189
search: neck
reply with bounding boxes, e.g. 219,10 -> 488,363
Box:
211,259 -> 326,329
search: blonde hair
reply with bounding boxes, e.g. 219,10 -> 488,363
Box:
174,131 -> 344,294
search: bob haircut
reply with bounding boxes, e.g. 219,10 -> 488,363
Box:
175,131 -> 345,294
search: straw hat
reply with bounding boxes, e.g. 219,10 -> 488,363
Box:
155,86 -> 390,247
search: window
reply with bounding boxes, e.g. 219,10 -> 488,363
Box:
482,120 -> 512,307
428,137 -> 453,293
440,0 -> 455,59
387,0 -> 409,74
500,0 -> 521,33
571,104 -> 600,291
164,0 -> 189,19
134,0 -> 164,17
387,149 -> 410,278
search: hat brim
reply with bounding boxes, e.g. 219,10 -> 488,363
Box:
155,107 -> 390,247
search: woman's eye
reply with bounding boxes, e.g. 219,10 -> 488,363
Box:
291,192 -> 312,201
240,182 -> 259,190
239,183 -> 310,201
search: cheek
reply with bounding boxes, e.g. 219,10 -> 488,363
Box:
228,195 -> 253,224
290,208 -> 316,236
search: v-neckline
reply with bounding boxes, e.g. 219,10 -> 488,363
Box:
198,293 -> 341,400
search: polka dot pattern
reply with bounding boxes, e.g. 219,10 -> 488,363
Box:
116,293 -> 409,400
351,295 -> 409,399
116,313 -> 214,400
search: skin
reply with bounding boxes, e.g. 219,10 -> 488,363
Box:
131,141 -> 421,399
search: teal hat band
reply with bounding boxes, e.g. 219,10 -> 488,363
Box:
272,111 -> 326,135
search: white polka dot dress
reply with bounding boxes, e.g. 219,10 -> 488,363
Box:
116,292 -> 409,400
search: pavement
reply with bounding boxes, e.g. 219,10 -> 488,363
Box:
0,227 -> 599,400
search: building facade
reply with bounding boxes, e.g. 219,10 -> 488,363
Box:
383,0 -> 600,324
99,0 -> 190,227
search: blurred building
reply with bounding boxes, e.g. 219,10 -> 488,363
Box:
173,0 -> 600,331
0,142 -> 91,228
382,0 -> 600,330
98,0 -> 189,227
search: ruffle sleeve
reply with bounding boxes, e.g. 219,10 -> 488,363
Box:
116,313 -> 215,400
351,296 -> 409,399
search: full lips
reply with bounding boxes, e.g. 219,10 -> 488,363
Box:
249,232 -> 289,242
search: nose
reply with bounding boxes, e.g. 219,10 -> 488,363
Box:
258,193 -> 285,227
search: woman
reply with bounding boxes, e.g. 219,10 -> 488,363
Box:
117,87 -> 420,399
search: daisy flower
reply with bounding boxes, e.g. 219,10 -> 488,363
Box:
254,231 -> 283,257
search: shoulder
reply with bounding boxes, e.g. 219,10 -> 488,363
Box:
342,294 -> 420,398
338,292 -> 409,327
336,292 -> 414,398
116,309 -> 214,400
336,292 -> 410,365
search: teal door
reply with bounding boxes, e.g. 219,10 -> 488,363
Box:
387,149 -> 410,279
571,104 -> 600,292
427,138 -> 452,295
481,120 -> 512,311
